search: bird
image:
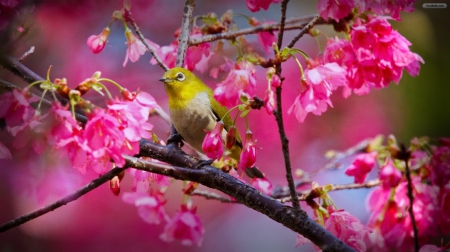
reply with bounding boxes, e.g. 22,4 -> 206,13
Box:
159,67 -> 263,178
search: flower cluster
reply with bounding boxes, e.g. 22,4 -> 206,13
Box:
317,0 -> 415,21
0,87 -> 159,175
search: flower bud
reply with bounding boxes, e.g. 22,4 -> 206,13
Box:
226,126 -> 237,150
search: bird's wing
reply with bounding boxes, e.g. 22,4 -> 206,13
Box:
210,98 -> 243,149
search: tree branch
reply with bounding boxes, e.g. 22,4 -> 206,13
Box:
191,190 -> 238,203
286,15 -> 320,49
190,15 -> 324,46
176,0 -> 195,67
404,157 -> 419,252
0,167 -> 125,233
125,10 -> 169,71
273,0 -> 300,210
127,148 -> 356,252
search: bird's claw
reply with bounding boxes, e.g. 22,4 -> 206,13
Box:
167,133 -> 184,148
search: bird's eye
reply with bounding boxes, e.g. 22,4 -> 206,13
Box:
176,72 -> 185,81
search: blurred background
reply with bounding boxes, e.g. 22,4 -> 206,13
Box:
0,0 -> 448,251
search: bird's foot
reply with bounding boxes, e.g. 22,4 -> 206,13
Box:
193,159 -> 214,169
167,133 -> 184,149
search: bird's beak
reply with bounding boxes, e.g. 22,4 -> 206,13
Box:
159,77 -> 171,83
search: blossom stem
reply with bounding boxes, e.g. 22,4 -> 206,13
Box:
404,158 -> 420,252
286,15 -> 320,49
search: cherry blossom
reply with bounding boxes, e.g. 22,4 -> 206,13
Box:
317,0 -> 355,22
122,191 -> 167,225
160,205 -> 205,246
288,61 -> 346,122
86,27 -> 110,54
246,0 -> 281,12
251,177 -> 272,195
249,18 -> 276,53
239,131 -> 257,171
202,121 -> 224,159
430,145 -> 450,187
344,152 -> 377,184
123,27 -> 159,67
0,89 -> 36,129
214,60 -> 257,107
378,158 -> 402,189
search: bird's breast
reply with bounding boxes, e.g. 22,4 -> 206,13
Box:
169,92 -> 217,153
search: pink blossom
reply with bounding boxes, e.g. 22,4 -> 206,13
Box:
213,60 -> 257,107
430,146 -> 450,187
249,18 -> 276,53
86,27 -> 110,54
287,62 -> 347,123
0,89 -> 36,129
10,113 -> 48,154
160,205 -> 205,246
325,210 -> 372,251
246,0 -> 281,12
345,152 -> 377,184
251,177 -> 272,195
0,141 -> 12,159
151,43 -> 177,69
123,28 -> 159,67
263,88 -> 275,115
295,234 -> 311,247
317,0 -> 355,22
357,0 -> 415,21
122,191 -> 167,225
269,71 -> 281,88
239,131 -> 257,171
378,158 -> 402,189
185,28 -> 211,71
201,121 -> 224,159
367,177 -> 440,250
83,109 -> 125,173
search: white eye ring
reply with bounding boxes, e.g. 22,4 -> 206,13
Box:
176,72 -> 185,81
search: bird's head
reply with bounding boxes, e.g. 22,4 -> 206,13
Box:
159,67 -> 209,101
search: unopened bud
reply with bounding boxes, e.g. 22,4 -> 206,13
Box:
226,126 -> 237,149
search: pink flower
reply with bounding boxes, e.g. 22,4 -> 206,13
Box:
86,27 -> 110,54
213,60 -> 257,107
151,43 -> 177,69
160,205 -> 205,246
317,0 -> 355,22
287,61 -> 347,122
367,177 -> 440,250
123,28 -> 159,67
357,0 -> 415,21
249,18 -> 276,53
122,191 -> 167,225
201,121 -> 224,159
239,131 -> 257,171
185,28 -> 211,71
419,244 -> 442,252
83,109 -> 125,173
0,141 -> 12,159
430,146 -> 450,187
345,152 -> 377,184
263,88 -> 275,115
378,158 -> 402,189
246,0 -> 281,12
295,234 -> 311,247
0,89 -> 36,129
325,210 -> 372,251
251,177 -> 272,195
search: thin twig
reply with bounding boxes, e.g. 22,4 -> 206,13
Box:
309,138 -> 371,177
286,15 -> 320,48
404,157 -> 419,252
17,46 -> 35,62
191,190 -> 239,203
126,12 -> 169,71
176,0 -> 195,67
277,179 -> 381,203
190,15 -> 324,46
0,167 -> 126,233
273,0 -> 300,210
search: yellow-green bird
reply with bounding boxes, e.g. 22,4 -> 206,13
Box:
159,67 -> 263,178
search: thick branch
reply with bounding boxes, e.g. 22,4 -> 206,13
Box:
176,0 -> 195,67
128,147 -> 355,252
0,167 -> 125,233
